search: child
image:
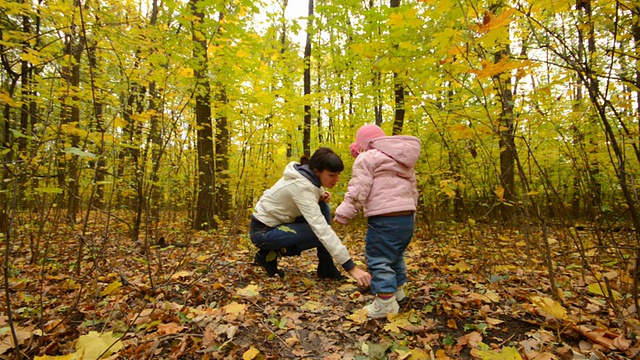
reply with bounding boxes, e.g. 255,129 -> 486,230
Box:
250,147 -> 371,288
335,125 -> 420,318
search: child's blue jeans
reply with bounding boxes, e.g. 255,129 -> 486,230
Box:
365,214 -> 414,294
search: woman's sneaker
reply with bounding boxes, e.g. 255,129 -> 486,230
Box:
364,295 -> 399,319
317,261 -> 344,280
254,250 -> 284,277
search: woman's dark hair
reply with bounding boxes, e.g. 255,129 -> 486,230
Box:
303,147 -> 344,172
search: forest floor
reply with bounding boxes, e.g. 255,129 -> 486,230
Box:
2,216 -> 640,359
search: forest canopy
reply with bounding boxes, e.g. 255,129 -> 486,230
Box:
1,0 -> 638,230
1,0 -> 640,357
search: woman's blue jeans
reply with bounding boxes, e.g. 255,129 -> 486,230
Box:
250,202 -> 333,260
365,214 -> 414,294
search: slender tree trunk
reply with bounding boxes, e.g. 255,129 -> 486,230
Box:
390,0 -> 405,135
147,0 -> 163,231
491,19 -> 516,219
59,22 -> 84,222
191,0 -> 216,230
302,0 -> 313,157
125,83 -> 146,240
577,0 -> 602,224
86,42 -> 106,210
18,11 -> 31,154
214,85 -> 230,220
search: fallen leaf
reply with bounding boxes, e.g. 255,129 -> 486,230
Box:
170,270 -> 192,280
300,301 -> 324,313
573,325 -> 617,350
484,290 -> 501,302
0,327 -> 33,355
157,322 -> 186,335
448,260 -> 471,273
74,331 -> 123,359
243,346 -> 260,360
384,313 -> 413,332
530,296 -> 568,321
237,284 -> 260,297
458,331 -> 483,348
486,317 -> 504,325
347,308 -> 368,324
223,302 -> 247,319
587,283 -> 621,300
477,346 -> 523,359
100,280 -> 122,297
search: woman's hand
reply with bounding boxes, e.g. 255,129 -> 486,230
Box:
320,191 -> 331,203
347,266 -> 371,288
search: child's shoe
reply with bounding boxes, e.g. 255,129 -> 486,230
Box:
395,285 -> 406,302
364,295 -> 400,319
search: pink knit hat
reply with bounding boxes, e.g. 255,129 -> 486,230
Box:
349,124 -> 386,157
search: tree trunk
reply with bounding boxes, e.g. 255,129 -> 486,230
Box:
59,23 -> 84,222
147,0 -> 163,231
302,0 -> 313,157
214,85 -> 230,220
86,42 -> 106,210
390,0 -> 405,135
493,41 -> 516,219
576,0 -> 602,224
191,0 -> 216,230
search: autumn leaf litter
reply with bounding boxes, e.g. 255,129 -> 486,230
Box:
2,220 -> 639,359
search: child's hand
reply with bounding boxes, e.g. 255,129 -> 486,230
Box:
333,214 -> 348,225
320,191 -> 331,203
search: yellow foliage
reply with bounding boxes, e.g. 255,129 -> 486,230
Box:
530,296 -> 568,321
477,346 -> 523,360
99,280 -> 122,297
243,346 -> 261,360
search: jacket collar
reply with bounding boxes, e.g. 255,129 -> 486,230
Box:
294,164 -> 321,187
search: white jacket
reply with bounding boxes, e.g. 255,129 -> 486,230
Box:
253,162 -> 352,266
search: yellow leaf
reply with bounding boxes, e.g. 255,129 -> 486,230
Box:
223,302 -> 246,317
477,346 -> 523,360
243,346 -> 260,360
587,283 -> 621,300
407,348 -> 431,359
99,280 -> 122,297
448,260 -> 471,273
300,301 -> 324,313
0,92 -> 17,107
347,308 -> 368,324
237,284 -> 260,297
484,291 -> 501,302
337,284 -> 357,293
34,356 -> 74,360
387,12 -> 404,27
384,314 -> 413,332
530,296 -> 568,321
74,331 -> 122,359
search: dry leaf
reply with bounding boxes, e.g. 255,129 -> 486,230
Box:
157,322 -> 186,335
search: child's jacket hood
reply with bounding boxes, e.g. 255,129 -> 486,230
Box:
368,135 -> 421,168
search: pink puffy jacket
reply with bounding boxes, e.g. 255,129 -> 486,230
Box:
335,135 -> 421,223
